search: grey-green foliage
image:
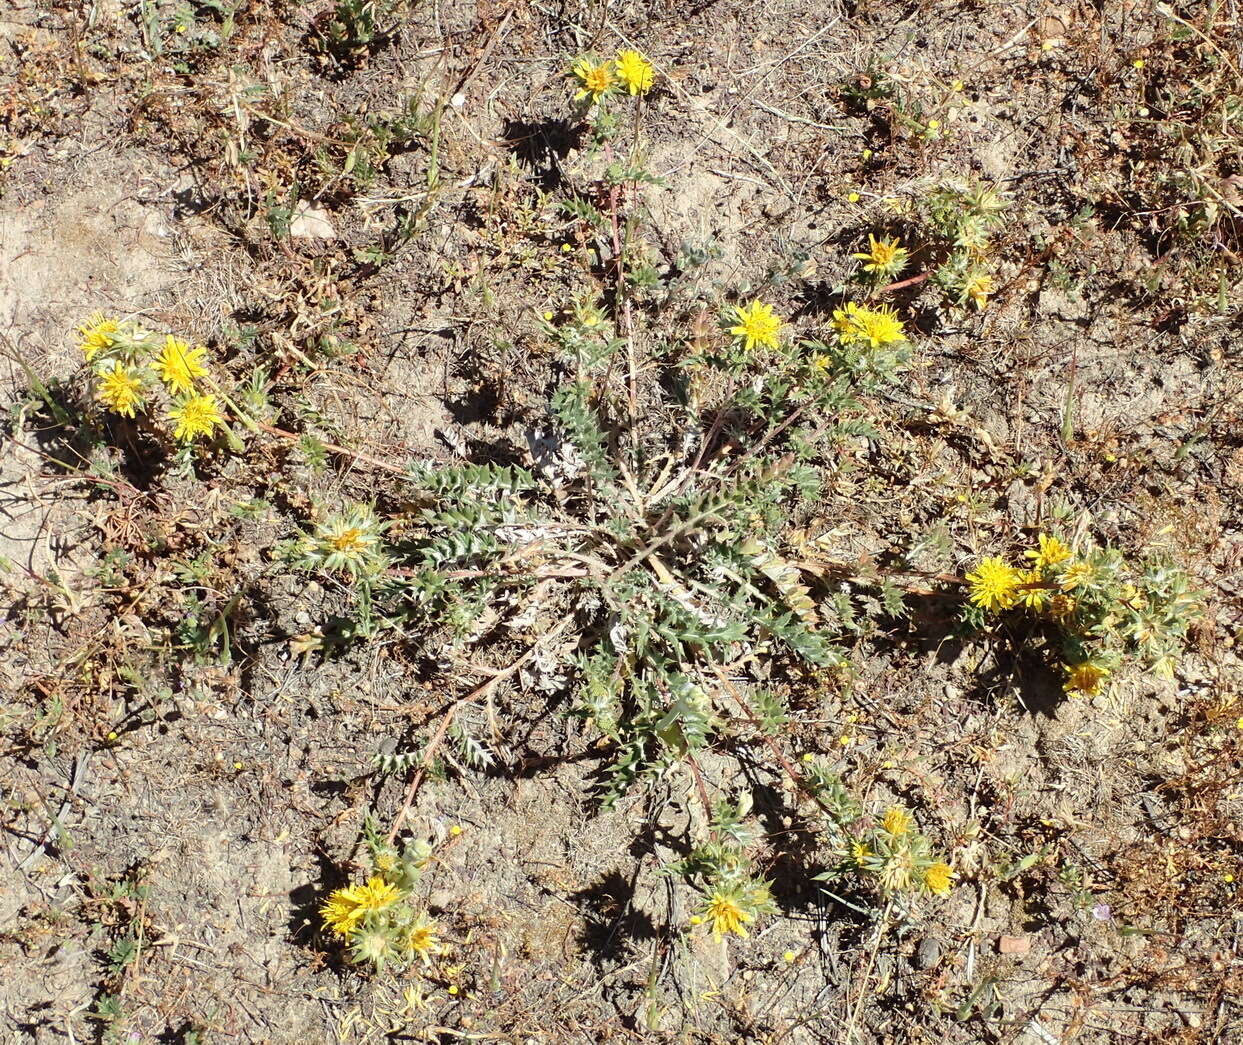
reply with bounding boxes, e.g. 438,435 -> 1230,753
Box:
294,291 -> 909,805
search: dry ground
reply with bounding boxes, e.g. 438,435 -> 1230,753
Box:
2,1 -> 1242,1043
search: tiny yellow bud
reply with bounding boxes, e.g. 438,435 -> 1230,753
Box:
233,761 -> 243,770
542,311 -> 554,321
838,735 -> 852,747
1042,40 -> 1055,51
689,915 -> 703,925
560,243 -> 573,252
847,192 -> 860,203
951,79 -> 964,91
1133,59 -> 1145,69
107,731 -> 118,740
447,985 -> 459,996
450,824 -> 463,836
1225,873 -> 1236,883
927,119 -> 940,130
1137,106 -> 1149,117
1236,717 -> 1243,730
801,752 -> 815,763
862,148 -> 873,160
782,950 -> 796,963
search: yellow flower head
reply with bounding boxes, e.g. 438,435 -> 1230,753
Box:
168,393 -> 223,443
78,312 -> 120,362
1026,533 -> 1072,569
965,556 -> 1020,612
965,272 -> 994,310
923,861 -> 955,896
320,876 -> 401,938
878,850 -> 915,894
729,300 -> 783,351
615,49 -> 654,95
402,912 -> 441,965
153,336 -> 208,395
571,57 -> 613,102
96,361 -> 144,418
881,806 -> 912,837
1064,662 -> 1110,697
1059,560 -> 1095,592
851,840 -> 872,864
704,890 -> 753,940
852,234 -> 908,278
832,301 -> 906,348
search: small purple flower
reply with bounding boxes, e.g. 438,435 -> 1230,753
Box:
1092,902 -> 1112,922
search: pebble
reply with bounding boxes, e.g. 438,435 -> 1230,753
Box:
916,937 -> 942,969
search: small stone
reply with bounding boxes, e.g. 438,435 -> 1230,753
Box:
998,935 -> 1030,955
916,937 -> 941,969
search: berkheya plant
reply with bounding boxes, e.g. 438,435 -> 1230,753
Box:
290,46 -> 944,955
74,312 -> 247,465
962,531 -> 1202,698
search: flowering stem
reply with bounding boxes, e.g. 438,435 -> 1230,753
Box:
876,271 -> 930,294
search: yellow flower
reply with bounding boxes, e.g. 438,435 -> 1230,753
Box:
832,301 -> 906,348
614,49 -> 654,95
320,876 -> 401,938
729,300 -> 783,351
168,393 -> 223,442
1119,583 -> 1146,610
571,58 -> 613,102
964,272 -> 994,309
878,850 -> 915,894
1064,662 -> 1110,697
853,234 -> 908,279
1017,568 -> 1048,610
1026,533 -> 1072,569
331,526 -> 366,553
1059,561 -> 1095,592
402,912 -> 441,965
78,312 -> 120,362
152,336 -> 208,395
851,840 -> 872,864
881,806 -> 912,837
704,891 -> 753,939
923,862 -> 955,896
95,361 -> 144,418
965,556 -> 1021,612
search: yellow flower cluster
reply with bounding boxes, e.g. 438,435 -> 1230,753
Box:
961,533 -> 1165,701
78,314 -> 228,446
696,878 -> 773,941
320,871 -> 441,970
847,800 -> 956,900
704,890 -> 753,939
967,534 -> 1076,614
571,49 -> 654,101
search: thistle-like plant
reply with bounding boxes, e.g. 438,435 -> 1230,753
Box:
804,761 -> 955,903
666,794 -> 776,940
962,532 -> 1202,696
302,287 -> 911,803
319,816 -> 440,971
